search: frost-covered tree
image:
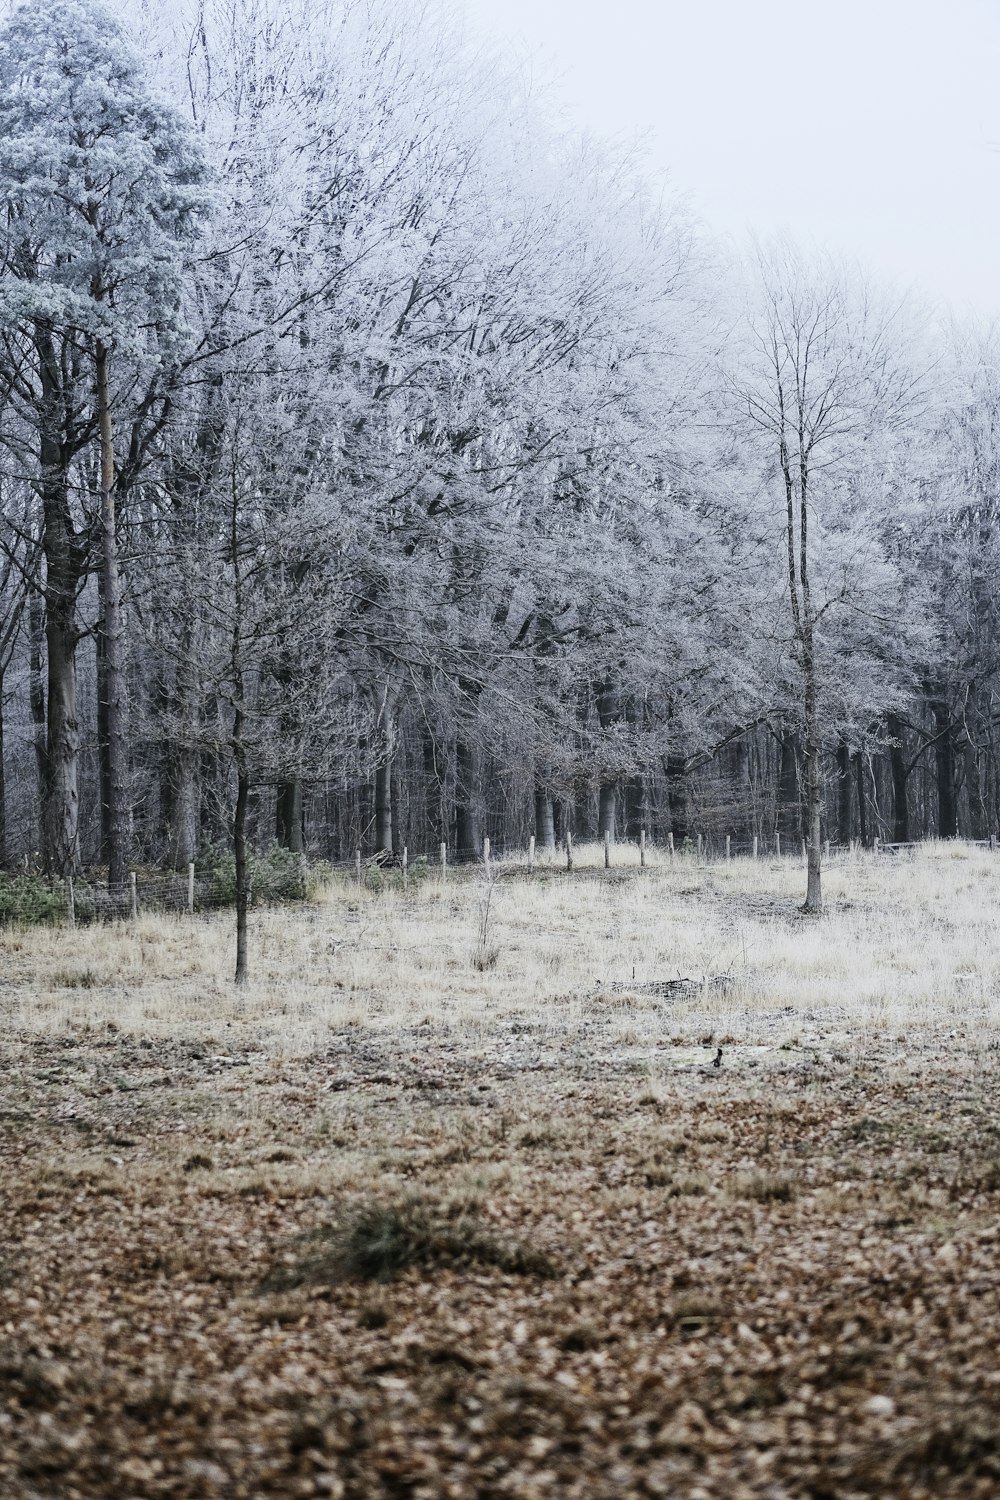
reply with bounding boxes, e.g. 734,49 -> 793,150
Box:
0,0 -> 209,883
735,246 -> 929,906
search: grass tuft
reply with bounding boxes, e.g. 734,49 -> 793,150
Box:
732,1170 -> 796,1203
261,1197 -> 561,1288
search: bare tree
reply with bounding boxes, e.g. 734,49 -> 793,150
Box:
738,245 -> 926,909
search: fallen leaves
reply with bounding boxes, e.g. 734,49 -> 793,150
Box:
1,1010 -> 999,1497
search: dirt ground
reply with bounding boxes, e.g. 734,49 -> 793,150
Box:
1,850 -> 999,1498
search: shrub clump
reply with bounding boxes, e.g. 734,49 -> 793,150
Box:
0,874 -> 67,926
732,1170 -> 796,1203
262,1198 -> 560,1289
196,845 -> 309,907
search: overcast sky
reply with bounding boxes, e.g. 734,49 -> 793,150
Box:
461,0 -> 1000,319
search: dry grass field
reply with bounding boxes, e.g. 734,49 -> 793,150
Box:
1,842 -> 1000,1499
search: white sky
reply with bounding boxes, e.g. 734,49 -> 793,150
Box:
460,0 -> 1000,319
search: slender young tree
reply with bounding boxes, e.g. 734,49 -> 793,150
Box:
738,246 -> 925,910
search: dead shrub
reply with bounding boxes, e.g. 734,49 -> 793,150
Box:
732,1170 -> 796,1203
558,1320 -> 602,1352
670,1291 -> 728,1333
260,1197 -> 561,1288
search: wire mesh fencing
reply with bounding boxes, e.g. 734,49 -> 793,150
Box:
8,831 -> 997,928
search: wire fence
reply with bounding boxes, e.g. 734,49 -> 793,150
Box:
6,831 -> 998,927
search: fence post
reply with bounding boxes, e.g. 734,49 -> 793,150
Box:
356,848 -> 362,888
668,831 -> 674,861
640,829 -> 646,868
440,842 -> 447,884
604,829 -> 611,868
402,846 -> 408,889
483,836 -> 491,875
991,834 -> 997,853
528,834 -> 535,871
752,835 -> 758,860
129,871 -> 138,920
725,835 -> 731,861
565,830 -> 574,872
188,862 -> 195,915
66,876 -> 75,929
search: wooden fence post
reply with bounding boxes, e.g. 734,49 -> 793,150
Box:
66,876 -> 75,929
640,829 -> 646,868
752,835 -> 758,860
668,831 -> 674,860
188,862 -> 195,914
604,829 -> 611,868
129,871 -> 138,920
440,842 -> 447,884
725,835 -> 731,861
483,836 -> 491,875
528,834 -> 535,871
565,831 -> 574,871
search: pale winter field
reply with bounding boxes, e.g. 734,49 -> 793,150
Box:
1,844 -> 999,1499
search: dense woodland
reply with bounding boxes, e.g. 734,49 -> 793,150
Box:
1,0 -> 999,912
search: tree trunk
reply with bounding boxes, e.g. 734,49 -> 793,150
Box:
624,775 -> 646,841
596,681 -> 618,844
887,713 -> 910,843
390,756 -> 404,857
37,327 -> 81,878
455,738 -> 481,859
44,598 -> 80,877
777,732 -> 800,841
0,679 -> 6,869
802,648 -> 822,913
932,700 -> 958,838
156,601 -> 200,868
422,726 -> 444,847
234,754 -> 249,986
855,753 -> 869,847
731,736 -> 753,844
962,687 -> 988,840
534,788 -> 556,850
168,749 -> 200,869
836,740 -> 852,846
373,755 -> 392,854
276,780 -> 304,853
29,586 -> 46,849
665,754 -> 688,841
598,782 -> 617,843
96,340 -> 130,893
372,684 -> 395,854
96,617 -> 110,858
